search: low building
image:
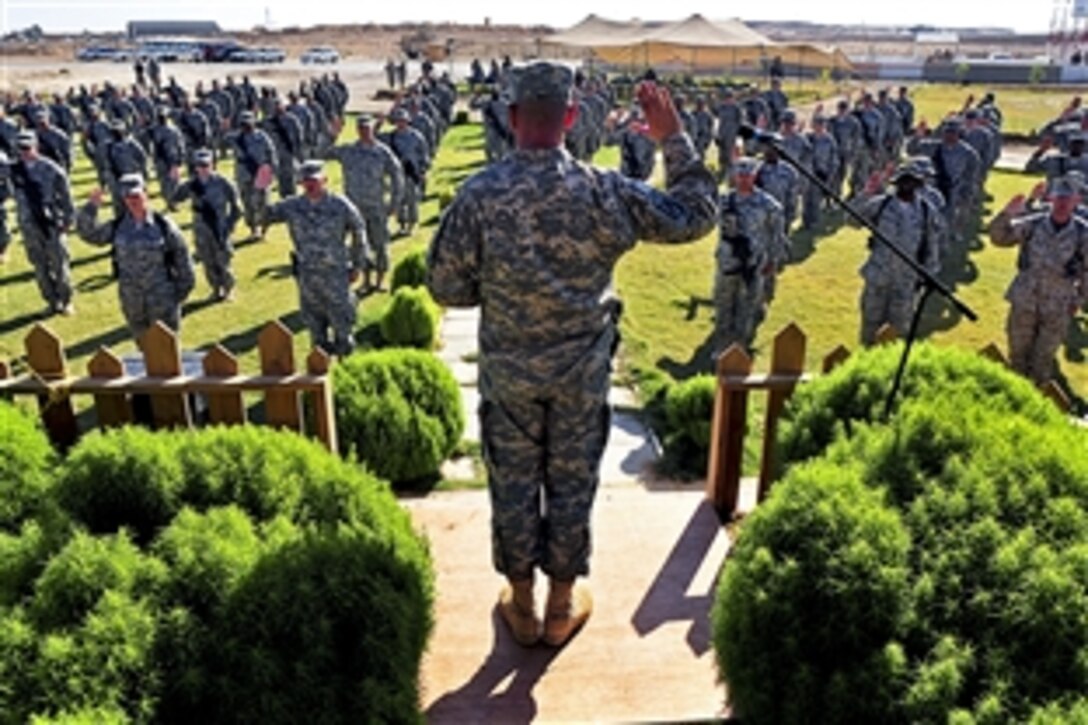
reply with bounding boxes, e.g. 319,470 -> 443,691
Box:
127,21 -> 220,40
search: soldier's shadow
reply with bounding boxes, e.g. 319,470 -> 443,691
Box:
255,263 -> 293,280
1064,313 -> 1088,364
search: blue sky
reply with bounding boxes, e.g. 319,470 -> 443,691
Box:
0,0 -> 1058,34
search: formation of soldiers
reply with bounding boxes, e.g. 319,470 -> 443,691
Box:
0,63 -> 456,357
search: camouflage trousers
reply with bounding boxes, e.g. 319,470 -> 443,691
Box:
713,271 -> 763,357
354,203 -> 390,275
1007,295 -> 1070,385
0,201 -> 9,256
480,363 -> 611,581
155,162 -> 180,209
194,225 -> 234,293
276,159 -> 296,199
398,179 -> 421,229
860,277 -> 915,345
297,268 -> 355,356
23,229 -> 72,308
802,173 -> 832,229
716,133 -> 737,177
237,176 -> 269,232
120,285 -> 181,344
851,150 -> 878,198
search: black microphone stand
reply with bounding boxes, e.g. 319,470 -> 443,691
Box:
737,125 -> 979,418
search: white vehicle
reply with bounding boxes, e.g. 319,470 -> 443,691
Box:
137,40 -> 203,63
228,46 -> 286,63
301,46 -> 340,64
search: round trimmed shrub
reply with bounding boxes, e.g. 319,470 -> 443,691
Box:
390,249 -> 428,291
380,286 -> 441,349
717,386 -> 1088,722
56,427 -> 184,544
775,342 -> 1064,473
0,401 -> 57,533
713,460 -> 912,723
215,525 -> 433,723
334,348 -> 465,484
664,374 -> 716,451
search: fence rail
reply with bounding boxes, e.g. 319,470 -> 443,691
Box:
706,322 -> 1071,522
0,320 -> 337,453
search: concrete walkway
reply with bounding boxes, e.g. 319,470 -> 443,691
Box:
407,307 -> 753,721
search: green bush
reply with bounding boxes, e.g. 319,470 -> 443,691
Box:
335,348 -> 465,484
713,461 -> 912,723
0,401 -> 57,533
56,427 -> 184,544
390,249 -> 428,292
379,286 -> 441,349
776,342 -> 1064,472
716,368 -> 1088,723
0,426 -> 435,723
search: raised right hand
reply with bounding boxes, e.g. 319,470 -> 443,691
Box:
1004,193 -> 1028,216
88,188 -> 105,206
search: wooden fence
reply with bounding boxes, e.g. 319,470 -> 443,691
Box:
706,322 -> 1073,522
0,320 -> 337,453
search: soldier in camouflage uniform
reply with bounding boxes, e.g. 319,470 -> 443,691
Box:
962,109 -> 997,186
763,78 -> 788,131
714,157 -> 789,354
714,88 -> 743,176
756,141 -> 800,232
691,96 -> 714,162
0,153 -> 11,264
876,88 -> 904,164
226,110 -> 278,238
150,106 -> 186,212
171,149 -> 242,301
853,162 -> 943,345
1025,129 -> 1088,179
379,108 -> 430,235
11,131 -> 76,313
77,174 -> 195,342
894,86 -> 914,135
32,109 -> 72,173
606,107 -> 656,181
778,109 -> 811,225
829,99 -> 861,198
263,160 -> 369,356
426,64 -> 716,648
264,99 -> 304,199
471,88 -> 512,164
989,176 -> 1088,385
908,155 -> 950,258
802,113 -> 840,230
855,93 -> 886,195
82,103 -> 113,188
104,120 -> 148,218
325,114 -> 404,291
907,117 -> 981,244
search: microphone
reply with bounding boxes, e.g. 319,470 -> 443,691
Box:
738,124 -> 781,144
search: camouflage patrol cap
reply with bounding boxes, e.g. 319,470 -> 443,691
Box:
908,156 -> 936,178
941,116 -> 964,133
811,113 -> 827,125
156,105 -> 171,118
509,61 -> 573,105
33,108 -> 49,122
239,110 -> 256,125
1070,130 -> 1088,144
963,108 -> 980,121
299,160 -> 325,180
109,119 -> 127,132
781,109 -> 797,124
119,173 -> 146,196
355,113 -> 374,126
15,130 -> 37,148
731,156 -> 761,176
890,162 -> 924,182
720,87 -> 735,98
192,149 -> 213,166
1047,175 -> 1081,197
389,108 -> 409,122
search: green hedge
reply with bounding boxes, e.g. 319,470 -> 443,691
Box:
0,426 -> 434,723
334,348 -> 465,485
714,351 -> 1088,723
380,286 -> 441,349
390,249 -> 428,292
0,402 -> 58,533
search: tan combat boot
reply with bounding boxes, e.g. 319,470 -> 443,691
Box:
542,579 -> 593,647
498,577 -> 541,647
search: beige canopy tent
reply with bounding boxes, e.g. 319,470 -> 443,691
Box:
545,13 -> 851,74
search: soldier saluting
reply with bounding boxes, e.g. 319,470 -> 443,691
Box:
171,149 -> 242,302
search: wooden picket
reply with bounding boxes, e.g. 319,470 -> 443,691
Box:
706,322 -> 1075,523
0,320 -> 337,453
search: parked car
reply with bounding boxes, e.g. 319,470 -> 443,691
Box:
136,41 -> 202,63
300,46 -> 340,64
75,46 -> 123,61
226,46 -> 286,63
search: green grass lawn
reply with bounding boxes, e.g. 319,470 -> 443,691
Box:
0,121 -> 485,379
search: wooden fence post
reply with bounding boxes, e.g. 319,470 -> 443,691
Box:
1039,381 -> 1072,413
259,321 -> 302,432
822,344 -> 851,374
759,324 -> 807,501
978,343 -> 1009,367
87,347 -> 131,428
875,324 -> 899,345
203,344 -> 246,425
706,344 -> 752,521
141,322 -> 191,428
307,347 -> 338,454
25,324 -> 79,450
0,359 -> 10,402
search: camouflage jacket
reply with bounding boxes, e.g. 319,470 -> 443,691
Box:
717,188 -> 789,273
170,172 -> 242,240
855,192 -> 943,284
226,128 -> 278,179
11,157 -> 74,234
829,112 -> 862,159
265,192 -> 369,274
105,137 -> 148,180
755,161 -> 799,216
150,123 -> 186,168
381,127 -> 431,181
990,210 -> 1088,306
426,133 -> 717,395
806,131 -> 840,179
1025,151 -> 1088,179
263,112 -> 303,160
325,140 -> 404,210
715,102 -> 743,139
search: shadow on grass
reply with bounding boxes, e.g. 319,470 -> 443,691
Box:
657,328 -> 718,381
76,273 -> 114,293
0,249 -> 112,289
425,608 -> 560,724
216,310 -> 306,359
0,307 -> 52,337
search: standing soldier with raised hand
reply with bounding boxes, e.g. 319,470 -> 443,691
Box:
226,110 -> 277,239
378,108 -> 430,236
262,161 -> 369,357
150,106 -> 186,211
988,177 -> 1088,385
77,174 -> 195,342
11,130 -> 76,314
714,87 -> 743,177
426,64 -> 717,649
324,114 -> 404,292
104,120 -> 148,218
171,149 -> 242,301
